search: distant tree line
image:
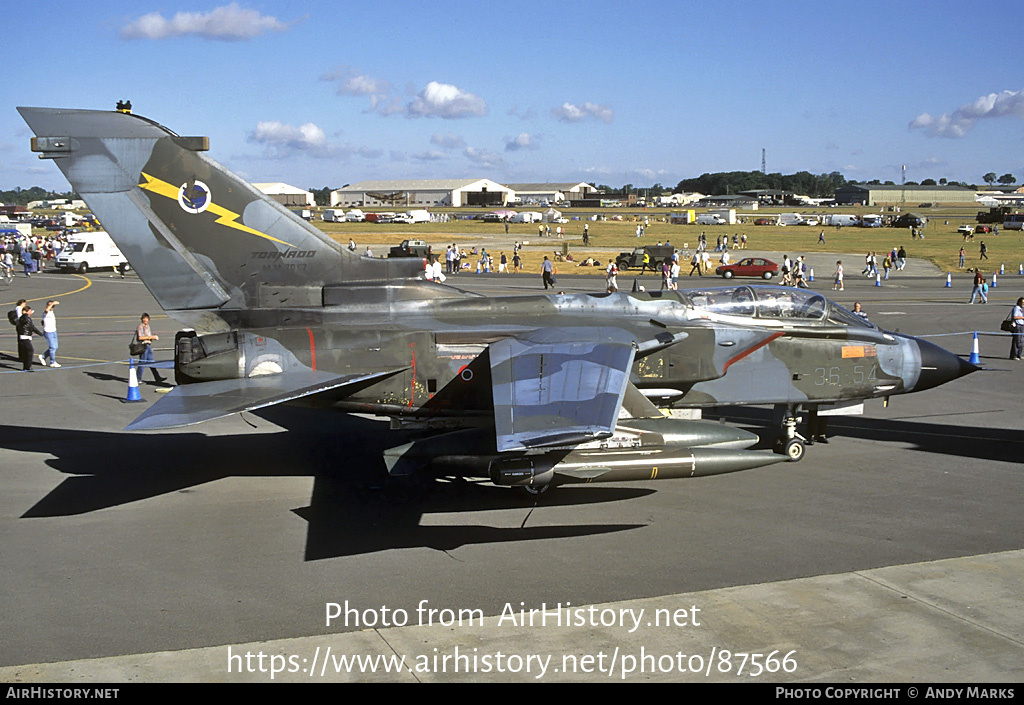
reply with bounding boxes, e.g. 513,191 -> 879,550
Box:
983,172 -> 1016,185
1,186 -> 77,206
308,186 -> 332,207
673,171 -> 848,198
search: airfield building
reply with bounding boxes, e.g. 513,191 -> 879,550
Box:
506,182 -> 596,204
253,183 -> 315,207
834,183 -> 976,207
331,179 -> 514,208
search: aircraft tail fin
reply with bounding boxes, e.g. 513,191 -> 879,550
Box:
18,107 -> 424,313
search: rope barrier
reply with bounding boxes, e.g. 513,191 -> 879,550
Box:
0,358 -> 166,374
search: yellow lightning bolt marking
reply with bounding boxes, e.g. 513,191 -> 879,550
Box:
139,172 -> 296,248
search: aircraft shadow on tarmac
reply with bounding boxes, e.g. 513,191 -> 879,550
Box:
3,407 -> 649,561
712,405 -> 1024,463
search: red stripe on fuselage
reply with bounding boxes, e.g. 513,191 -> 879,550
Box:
306,327 -> 316,370
722,332 -> 784,373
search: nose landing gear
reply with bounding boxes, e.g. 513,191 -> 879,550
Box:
772,406 -> 806,462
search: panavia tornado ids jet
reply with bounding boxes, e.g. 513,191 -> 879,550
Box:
19,107 -> 977,492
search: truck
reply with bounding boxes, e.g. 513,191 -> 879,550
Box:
696,213 -> 727,225
388,239 -> 432,259
615,245 -> 675,272
706,208 -> 737,225
777,213 -> 811,226
977,206 -> 1012,224
55,231 -> 129,273
824,214 -> 859,227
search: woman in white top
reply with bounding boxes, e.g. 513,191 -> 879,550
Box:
41,300 -> 60,367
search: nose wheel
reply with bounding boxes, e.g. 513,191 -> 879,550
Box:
773,409 -> 806,462
776,437 -> 805,462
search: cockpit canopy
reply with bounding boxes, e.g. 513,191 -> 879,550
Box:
680,285 -> 875,328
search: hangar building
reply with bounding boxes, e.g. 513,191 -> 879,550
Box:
331,179 -> 514,208
834,183 -> 976,206
253,183 -> 314,207
507,182 -> 596,204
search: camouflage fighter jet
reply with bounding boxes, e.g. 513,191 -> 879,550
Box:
19,107 -> 977,492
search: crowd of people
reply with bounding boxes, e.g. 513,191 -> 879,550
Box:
1,232 -> 71,277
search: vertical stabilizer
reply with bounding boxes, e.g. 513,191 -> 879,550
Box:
18,108 -> 423,312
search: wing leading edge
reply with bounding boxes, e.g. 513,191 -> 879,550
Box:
126,369 -> 403,431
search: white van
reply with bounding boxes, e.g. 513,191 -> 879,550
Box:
696,213 -> 727,225
322,209 -> 346,222
777,213 -> 808,226
55,232 -> 128,273
345,209 -> 366,222
824,214 -> 859,227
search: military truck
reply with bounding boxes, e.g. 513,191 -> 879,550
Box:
977,206 -> 1012,224
388,239 -> 432,258
615,244 -> 675,272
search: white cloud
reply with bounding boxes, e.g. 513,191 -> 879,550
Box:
910,89 -> 1024,138
552,101 -> 613,123
504,133 -> 537,152
250,121 -> 326,151
322,67 -> 392,97
120,3 -> 292,41
464,146 -> 502,168
408,82 -> 486,119
248,121 -> 381,160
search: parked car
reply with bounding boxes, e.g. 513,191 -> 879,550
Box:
975,224 -> 992,233
957,225 -> 975,236
716,257 -> 779,280
754,217 -> 774,225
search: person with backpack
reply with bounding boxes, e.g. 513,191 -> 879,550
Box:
16,305 -> 45,371
1009,298 -> 1024,360
9,299 -> 26,324
134,313 -> 166,384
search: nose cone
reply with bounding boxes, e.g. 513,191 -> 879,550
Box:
915,338 -> 979,391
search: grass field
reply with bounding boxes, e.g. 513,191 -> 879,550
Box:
313,204 -> 1023,275
33,203 -> 1023,277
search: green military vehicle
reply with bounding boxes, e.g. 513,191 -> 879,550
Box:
616,245 -> 675,273
388,239 -> 432,259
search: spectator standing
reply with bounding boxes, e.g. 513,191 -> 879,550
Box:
134,313 -> 166,384
16,305 -> 45,371
41,300 -> 60,367
1010,298 -> 1024,360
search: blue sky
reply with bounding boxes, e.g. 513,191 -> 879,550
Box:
2,1 -> 1023,193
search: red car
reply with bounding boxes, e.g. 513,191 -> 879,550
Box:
754,217 -> 774,225
716,257 -> 779,279
974,224 -> 992,233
